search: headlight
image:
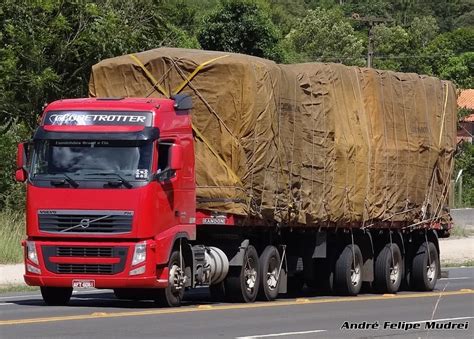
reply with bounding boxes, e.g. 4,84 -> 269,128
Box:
26,241 -> 39,265
132,242 -> 146,266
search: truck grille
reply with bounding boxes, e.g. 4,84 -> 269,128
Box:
38,210 -> 133,234
56,247 -> 113,257
57,264 -> 114,274
42,245 -> 128,275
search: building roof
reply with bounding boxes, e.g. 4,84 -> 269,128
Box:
458,89 -> 474,110
463,113 -> 474,122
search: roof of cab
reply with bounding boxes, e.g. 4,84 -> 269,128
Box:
45,97 -> 175,112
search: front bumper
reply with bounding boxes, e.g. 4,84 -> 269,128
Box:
23,239 -> 169,288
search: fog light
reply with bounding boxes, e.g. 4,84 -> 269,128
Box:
132,242 -> 146,266
26,241 -> 39,265
129,265 -> 146,276
27,263 -> 41,274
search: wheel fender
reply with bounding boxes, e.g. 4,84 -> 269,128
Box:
155,229 -> 191,265
228,239 -> 250,267
426,230 -> 441,279
394,231 -> 405,255
360,231 -> 374,282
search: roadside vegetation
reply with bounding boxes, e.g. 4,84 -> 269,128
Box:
0,210 -> 25,264
0,0 -> 472,264
0,284 -> 38,294
441,260 -> 474,268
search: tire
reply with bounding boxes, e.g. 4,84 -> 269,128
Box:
258,246 -> 281,301
412,241 -> 439,291
374,243 -> 403,294
155,250 -> 185,307
225,245 -> 260,303
40,287 -> 73,306
334,244 -> 363,296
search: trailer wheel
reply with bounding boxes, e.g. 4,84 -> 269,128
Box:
374,243 -> 403,293
412,241 -> 439,291
40,287 -> 73,306
334,244 -> 363,296
225,245 -> 260,303
258,246 -> 281,301
155,250 -> 185,307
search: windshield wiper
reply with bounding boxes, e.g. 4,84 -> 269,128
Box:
82,172 -> 133,189
50,173 -> 79,188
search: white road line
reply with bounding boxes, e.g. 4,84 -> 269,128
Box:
236,330 -> 327,338
0,294 -> 42,300
439,277 -> 471,280
0,302 -> 14,307
407,316 -> 474,324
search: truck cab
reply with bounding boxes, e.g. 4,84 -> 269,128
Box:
18,97 -> 198,305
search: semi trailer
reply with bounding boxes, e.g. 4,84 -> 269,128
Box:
17,48 -> 456,306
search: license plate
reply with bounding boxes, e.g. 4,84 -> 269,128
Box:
72,280 -> 95,288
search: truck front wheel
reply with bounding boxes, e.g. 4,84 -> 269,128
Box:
225,245 -> 260,303
40,287 -> 73,306
155,250 -> 186,307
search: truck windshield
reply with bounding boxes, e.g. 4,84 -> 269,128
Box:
30,140 -> 152,181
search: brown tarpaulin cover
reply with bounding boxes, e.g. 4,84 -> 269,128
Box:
89,48 -> 456,228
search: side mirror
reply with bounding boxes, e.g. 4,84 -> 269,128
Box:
15,143 -> 28,182
15,169 -> 27,182
16,143 -> 26,169
169,144 -> 183,170
172,94 -> 192,111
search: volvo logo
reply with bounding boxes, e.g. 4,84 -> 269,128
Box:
79,218 -> 91,228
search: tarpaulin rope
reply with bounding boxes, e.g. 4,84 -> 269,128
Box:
438,82 -> 450,147
129,54 -> 169,98
173,55 -> 229,95
169,58 -> 239,142
191,123 -> 242,186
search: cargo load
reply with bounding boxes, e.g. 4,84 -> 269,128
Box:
89,48 -> 456,228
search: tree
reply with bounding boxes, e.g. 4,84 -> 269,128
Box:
0,0 -> 197,131
372,24 -> 410,70
423,27 -> 474,87
285,7 -> 365,65
198,0 -> 285,62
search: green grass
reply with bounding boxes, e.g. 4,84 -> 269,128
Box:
0,284 -> 38,294
0,210 -> 25,264
441,259 -> 474,268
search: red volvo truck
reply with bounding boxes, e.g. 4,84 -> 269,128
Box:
16,96 -> 449,307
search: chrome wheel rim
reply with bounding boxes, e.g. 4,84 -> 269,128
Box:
390,262 -> 400,285
244,257 -> 257,292
169,264 -> 185,293
351,262 -> 361,286
427,261 -> 436,282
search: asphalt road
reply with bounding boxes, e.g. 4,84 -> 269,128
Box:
1,267 -> 473,339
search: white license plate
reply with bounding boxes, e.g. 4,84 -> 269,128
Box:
72,280 -> 95,288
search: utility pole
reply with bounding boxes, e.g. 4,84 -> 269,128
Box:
351,13 -> 394,68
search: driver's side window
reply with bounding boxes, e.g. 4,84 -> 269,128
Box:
158,142 -> 172,173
